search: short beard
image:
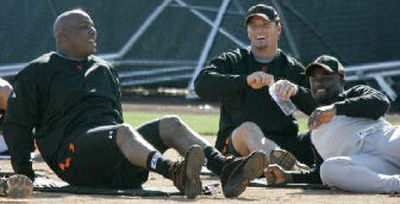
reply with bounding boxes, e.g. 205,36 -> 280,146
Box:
315,92 -> 340,106
316,97 -> 332,106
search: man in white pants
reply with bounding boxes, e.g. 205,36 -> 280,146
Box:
265,55 -> 400,193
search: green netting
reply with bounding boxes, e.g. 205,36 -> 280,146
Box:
1,0 -> 399,87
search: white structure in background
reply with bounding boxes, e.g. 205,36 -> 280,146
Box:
0,0 -> 399,101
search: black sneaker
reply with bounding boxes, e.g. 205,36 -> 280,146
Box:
220,150 -> 267,198
0,174 -> 33,198
169,145 -> 204,199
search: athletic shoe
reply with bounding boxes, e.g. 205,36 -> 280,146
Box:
169,145 -> 204,199
270,149 -> 309,171
220,150 -> 267,198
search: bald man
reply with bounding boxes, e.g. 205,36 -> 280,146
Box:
3,9 -> 268,199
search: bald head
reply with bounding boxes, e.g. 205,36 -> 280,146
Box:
53,9 -> 97,60
53,9 -> 89,41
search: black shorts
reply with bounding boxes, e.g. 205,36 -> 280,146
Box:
56,119 -> 168,189
220,134 -> 242,157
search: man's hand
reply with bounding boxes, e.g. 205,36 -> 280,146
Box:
273,80 -> 298,101
265,164 -> 292,186
308,104 -> 337,129
247,71 -> 274,89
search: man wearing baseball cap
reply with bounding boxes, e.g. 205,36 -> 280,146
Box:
266,55 -> 400,193
305,55 -> 345,77
243,4 -> 280,26
195,4 -> 318,171
3,9 -> 271,199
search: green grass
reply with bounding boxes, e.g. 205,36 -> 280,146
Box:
124,111 -> 400,136
124,111 -> 219,135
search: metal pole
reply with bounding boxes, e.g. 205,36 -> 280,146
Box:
117,0 -> 171,59
174,0 -> 244,47
270,0 -> 301,59
186,0 -> 231,98
374,76 -> 397,101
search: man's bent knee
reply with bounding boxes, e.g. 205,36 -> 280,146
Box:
239,121 -> 259,130
230,122 -> 264,155
0,79 -> 12,110
233,122 -> 263,140
159,115 -> 183,128
159,115 -> 188,137
115,124 -> 135,146
320,157 -> 350,186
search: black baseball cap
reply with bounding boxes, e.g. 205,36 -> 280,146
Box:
244,4 -> 280,25
305,55 -> 345,77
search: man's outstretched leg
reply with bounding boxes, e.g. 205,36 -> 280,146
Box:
230,122 -> 279,157
115,124 -> 203,199
152,116 -> 267,198
230,122 -> 310,170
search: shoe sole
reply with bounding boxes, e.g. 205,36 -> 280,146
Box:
6,174 -> 33,198
184,145 -> 204,199
224,151 -> 267,198
270,150 -> 296,170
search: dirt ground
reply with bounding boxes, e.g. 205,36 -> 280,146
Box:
1,140 -> 399,204
0,100 -> 399,203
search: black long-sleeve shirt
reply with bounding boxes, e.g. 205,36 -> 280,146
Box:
195,48 -> 316,151
3,52 -> 123,180
291,85 -> 391,183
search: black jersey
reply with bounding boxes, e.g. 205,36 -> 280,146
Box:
195,48 -> 316,151
3,52 -> 123,179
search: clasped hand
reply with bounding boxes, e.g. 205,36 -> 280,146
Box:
246,71 -> 274,89
246,72 -> 298,101
308,104 -> 336,129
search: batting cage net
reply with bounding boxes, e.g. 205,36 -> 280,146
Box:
1,0 -> 399,102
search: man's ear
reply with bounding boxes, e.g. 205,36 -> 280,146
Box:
247,26 -> 251,40
59,29 -> 68,41
340,76 -> 346,86
276,21 -> 282,35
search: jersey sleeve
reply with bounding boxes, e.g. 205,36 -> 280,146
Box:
194,52 -> 248,99
109,66 -> 123,122
288,60 -> 317,115
3,65 -> 40,180
335,85 -> 390,119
